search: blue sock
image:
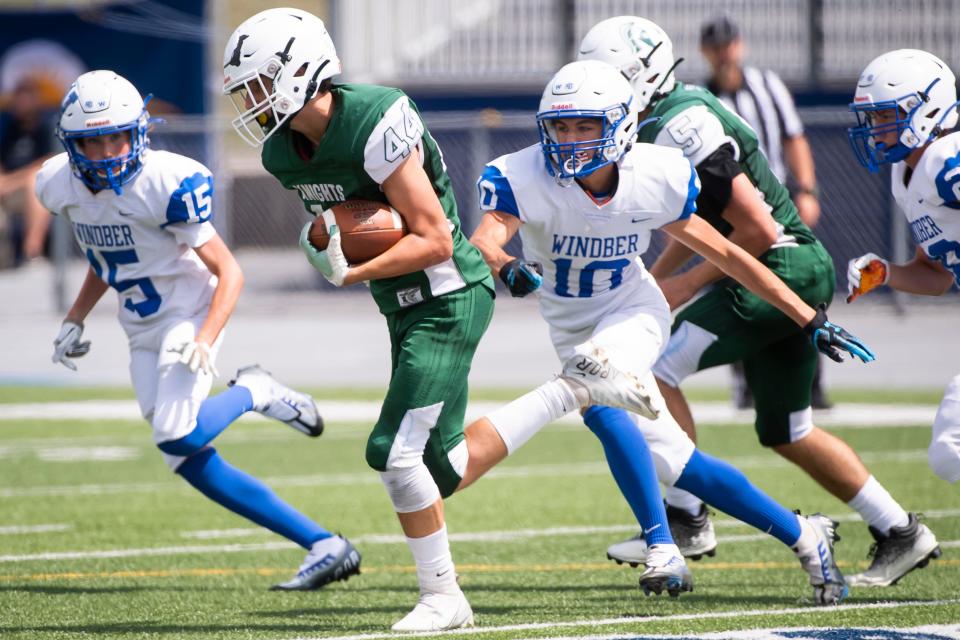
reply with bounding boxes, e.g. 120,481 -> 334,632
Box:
674,449 -> 801,546
177,447 -> 331,549
158,385 -> 253,456
583,406 -> 673,546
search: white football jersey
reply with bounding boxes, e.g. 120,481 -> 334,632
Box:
36,149 -> 218,335
890,131 -> 960,287
478,142 -> 699,331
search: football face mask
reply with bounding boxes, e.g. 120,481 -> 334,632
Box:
537,107 -> 629,180
225,71 -> 285,146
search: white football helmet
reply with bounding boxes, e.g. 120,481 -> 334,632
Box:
223,7 -> 341,146
577,16 -> 679,112
56,70 -> 150,194
537,60 -> 638,181
849,49 -> 959,172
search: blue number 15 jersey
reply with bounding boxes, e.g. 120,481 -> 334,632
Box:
477,142 -> 699,332
36,149 -> 218,337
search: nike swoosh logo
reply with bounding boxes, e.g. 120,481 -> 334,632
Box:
118,211 -> 135,217
631,217 -> 652,223
435,569 -> 450,577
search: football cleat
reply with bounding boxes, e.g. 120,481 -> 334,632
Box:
271,536 -> 360,591
665,503 -> 718,561
607,504 -> 718,566
847,513 -> 941,587
639,544 -> 693,597
391,590 -> 474,632
794,513 -> 848,606
229,365 -> 323,437
561,348 -> 658,419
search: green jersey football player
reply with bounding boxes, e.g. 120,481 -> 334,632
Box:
579,16 -> 938,588
223,8 -> 659,630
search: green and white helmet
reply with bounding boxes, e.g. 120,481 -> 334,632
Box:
578,16 -> 678,112
223,7 -> 341,146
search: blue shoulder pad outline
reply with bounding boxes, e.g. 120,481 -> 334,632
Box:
678,161 -> 701,220
165,171 -> 214,226
477,164 -> 520,218
935,153 -> 960,210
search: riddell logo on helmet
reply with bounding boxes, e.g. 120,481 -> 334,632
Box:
85,118 -> 113,127
551,103 -> 575,110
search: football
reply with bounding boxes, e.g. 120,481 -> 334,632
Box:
309,200 -> 408,264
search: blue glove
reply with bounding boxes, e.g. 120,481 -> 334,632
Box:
803,304 -> 876,363
499,259 -> 543,297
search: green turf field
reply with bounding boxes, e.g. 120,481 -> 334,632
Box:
0,389 -> 957,639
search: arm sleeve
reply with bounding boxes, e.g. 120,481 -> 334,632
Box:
477,163 -> 521,219
764,70 -> 804,138
653,105 -> 736,166
694,143 -> 742,222
362,94 -> 425,184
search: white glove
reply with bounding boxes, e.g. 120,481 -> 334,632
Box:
169,341 -> 218,377
299,221 -> 351,287
52,321 -> 91,371
846,252 -> 890,302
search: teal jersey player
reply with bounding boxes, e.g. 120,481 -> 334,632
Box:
580,15 -> 933,591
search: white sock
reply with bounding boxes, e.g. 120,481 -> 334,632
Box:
407,525 -> 459,595
485,378 -> 579,454
847,475 -> 909,535
791,514 -> 816,554
663,485 -> 703,517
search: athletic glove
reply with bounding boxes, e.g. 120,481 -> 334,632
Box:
846,252 -> 889,303
499,259 -> 543,297
169,340 -> 218,377
51,321 -> 91,371
803,304 -> 876,363
299,221 -> 350,287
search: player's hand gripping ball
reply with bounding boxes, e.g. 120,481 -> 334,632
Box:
309,200 -> 408,264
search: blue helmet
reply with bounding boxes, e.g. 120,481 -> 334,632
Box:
848,49 -> 959,172
537,60 -> 637,181
56,70 -> 151,194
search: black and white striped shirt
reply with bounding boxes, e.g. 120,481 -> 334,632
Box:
707,66 -> 803,183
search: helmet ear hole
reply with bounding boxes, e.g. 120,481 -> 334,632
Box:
293,63 -> 309,78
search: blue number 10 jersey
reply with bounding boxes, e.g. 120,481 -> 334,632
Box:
477,142 -> 699,331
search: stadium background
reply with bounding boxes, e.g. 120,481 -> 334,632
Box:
0,0 -> 957,388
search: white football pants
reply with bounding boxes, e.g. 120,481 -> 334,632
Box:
550,299 -> 696,485
129,313 -> 224,470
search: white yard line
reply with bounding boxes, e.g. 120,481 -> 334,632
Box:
0,449 -> 935,498
0,400 -> 939,428
0,524 -> 71,535
181,524 -> 771,545
3,511 -> 958,563
289,600 -> 960,640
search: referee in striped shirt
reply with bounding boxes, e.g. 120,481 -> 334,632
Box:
699,15 -> 832,410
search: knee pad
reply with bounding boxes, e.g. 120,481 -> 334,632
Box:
379,463 -> 441,513
928,438 -> 960,484
929,386 -> 960,483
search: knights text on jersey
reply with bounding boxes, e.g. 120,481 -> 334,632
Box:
477,142 -> 699,331
640,83 -> 816,249
261,83 -> 492,315
35,149 -> 217,334
891,132 -> 960,286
